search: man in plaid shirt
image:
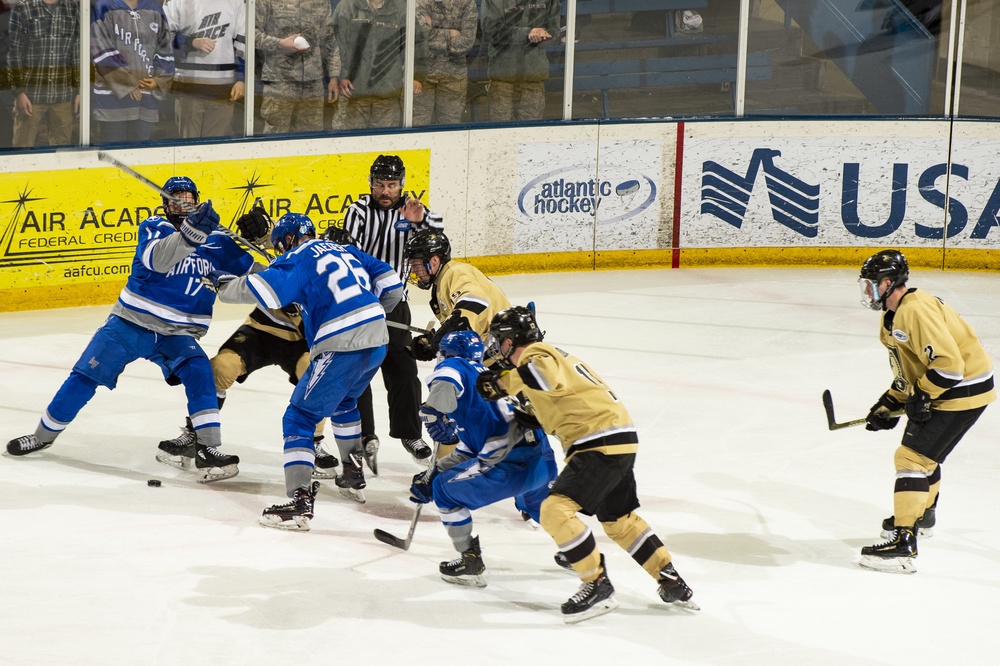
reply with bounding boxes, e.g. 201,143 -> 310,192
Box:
8,0 -> 80,147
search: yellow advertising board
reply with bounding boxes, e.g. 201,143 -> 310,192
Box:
0,150 -> 431,312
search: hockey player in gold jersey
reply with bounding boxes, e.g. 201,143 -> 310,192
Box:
859,250 -> 994,574
405,229 -> 512,360
476,305 -> 697,623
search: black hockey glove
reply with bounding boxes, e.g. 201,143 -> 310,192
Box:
476,367 -> 509,401
865,392 -> 902,431
236,206 -> 272,243
323,225 -> 354,246
905,386 -> 933,424
410,333 -> 437,361
431,312 -> 472,347
180,200 -> 218,246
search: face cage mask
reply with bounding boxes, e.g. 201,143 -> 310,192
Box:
408,259 -> 434,290
858,277 -> 883,311
483,333 -> 509,365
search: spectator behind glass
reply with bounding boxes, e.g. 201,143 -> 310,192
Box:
8,0 -> 80,148
91,0 -> 174,143
254,0 -> 339,135
164,0 -> 246,139
479,0 -> 560,122
413,0 -> 478,127
333,0 -> 428,130
0,0 -> 14,149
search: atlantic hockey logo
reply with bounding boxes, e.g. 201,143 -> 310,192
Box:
518,165 -> 657,224
700,148 -> 820,238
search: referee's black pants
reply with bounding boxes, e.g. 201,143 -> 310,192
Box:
358,300 -> 423,442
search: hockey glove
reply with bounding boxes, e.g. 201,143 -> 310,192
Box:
410,333 -> 437,361
180,200 -> 219,246
905,386 -> 933,424
201,269 -> 237,293
419,406 -> 459,444
431,312 -> 472,347
235,206 -> 272,243
409,468 -> 437,504
865,392 -> 902,431
476,367 -> 509,401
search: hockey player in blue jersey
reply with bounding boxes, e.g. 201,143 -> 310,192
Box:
6,177 -> 256,483
209,212 -> 404,530
408,330 -> 558,587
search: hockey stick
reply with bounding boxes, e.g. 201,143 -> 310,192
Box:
386,320 -> 432,335
96,151 -> 273,263
373,442 -> 439,550
822,389 -> 904,430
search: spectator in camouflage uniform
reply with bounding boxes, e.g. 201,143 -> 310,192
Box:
255,0 -> 339,134
480,0 -> 559,122
413,0 -> 478,126
333,0 -> 429,130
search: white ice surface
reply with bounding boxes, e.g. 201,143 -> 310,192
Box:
2,267 -> 998,666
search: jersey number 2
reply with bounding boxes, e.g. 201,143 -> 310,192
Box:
317,253 -> 369,303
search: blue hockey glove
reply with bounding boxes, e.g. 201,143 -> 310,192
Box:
419,406 -> 458,444
905,386 -> 933,424
409,469 -> 437,504
201,269 -> 236,293
180,200 -> 219,246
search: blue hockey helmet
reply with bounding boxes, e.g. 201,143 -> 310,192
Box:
271,213 -> 316,254
438,330 -> 485,363
162,176 -> 199,226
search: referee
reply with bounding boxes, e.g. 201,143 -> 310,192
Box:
342,154 -> 443,473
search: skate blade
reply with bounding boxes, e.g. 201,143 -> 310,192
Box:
668,599 -> 701,611
363,443 -> 379,477
258,515 -> 311,531
312,467 -> 338,480
196,464 -> 239,484
859,555 -> 917,574
338,487 -> 366,503
563,597 -> 619,624
440,573 -> 487,588
155,453 -> 194,470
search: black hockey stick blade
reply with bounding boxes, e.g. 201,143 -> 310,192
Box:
373,503 -> 422,551
823,389 -> 902,430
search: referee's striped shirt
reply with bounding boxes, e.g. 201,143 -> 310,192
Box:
343,195 -> 444,300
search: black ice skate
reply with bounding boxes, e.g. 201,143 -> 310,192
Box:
860,526 -> 918,574
657,562 -> 700,610
259,482 -> 320,531
6,434 -> 52,456
401,437 -> 432,465
155,417 -> 197,470
362,435 -> 380,476
560,556 -> 618,624
881,501 -> 937,539
439,535 -> 487,588
312,436 -> 339,480
194,443 -> 240,483
334,451 -> 367,503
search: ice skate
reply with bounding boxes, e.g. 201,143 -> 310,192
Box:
881,503 -> 937,539
657,562 -> 699,610
561,556 -> 618,624
194,444 -> 240,483
312,436 -> 339,480
334,451 -> 367,503
259,482 -> 319,531
401,437 -> 432,465
362,435 -> 380,476
439,536 -> 487,588
860,526 -> 917,574
155,417 -> 196,470
6,434 -> 52,456
521,510 -> 541,530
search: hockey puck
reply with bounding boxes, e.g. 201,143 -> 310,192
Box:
147,479 -> 161,487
